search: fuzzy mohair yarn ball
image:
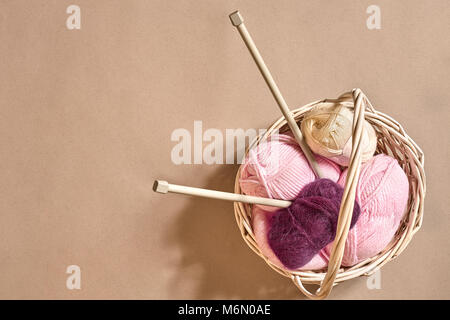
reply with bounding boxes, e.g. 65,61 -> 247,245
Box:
301,103 -> 377,166
240,134 -> 341,212
267,179 -> 360,270
251,179 -> 361,270
252,206 -> 329,270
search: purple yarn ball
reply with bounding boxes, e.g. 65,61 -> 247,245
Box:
267,179 -> 361,270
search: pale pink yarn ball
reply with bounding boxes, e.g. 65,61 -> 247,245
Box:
240,133 -> 341,271
240,134 -> 341,212
247,149 -> 409,271
322,154 -> 409,266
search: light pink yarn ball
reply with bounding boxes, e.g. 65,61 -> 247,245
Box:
240,134 -> 341,212
240,133 -> 341,271
322,154 -> 410,266
247,149 -> 409,271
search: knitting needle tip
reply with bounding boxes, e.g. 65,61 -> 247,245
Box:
153,180 -> 169,193
229,11 -> 243,26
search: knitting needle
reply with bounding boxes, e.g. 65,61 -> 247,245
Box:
229,11 -> 324,179
153,180 -> 291,208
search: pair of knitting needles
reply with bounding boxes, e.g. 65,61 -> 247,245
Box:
154,11 -> 323,207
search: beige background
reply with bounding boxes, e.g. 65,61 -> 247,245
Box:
0,0 -> 449,299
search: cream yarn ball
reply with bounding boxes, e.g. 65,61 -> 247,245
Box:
301,102 -> 377,166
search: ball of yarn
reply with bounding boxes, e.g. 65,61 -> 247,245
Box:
252,206 -> 329,270
267,179 -> 361,270
325,154 -> 409,266
250,153 -> 409,270
240,134 -> 341,212
301,102 -> 377,166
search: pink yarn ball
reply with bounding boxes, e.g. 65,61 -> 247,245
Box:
240,133 -> 341,270
325,154 -> 409,266
247,145 -> 409,270
240,134 -> 341,212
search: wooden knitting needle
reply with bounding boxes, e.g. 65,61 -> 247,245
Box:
229,11 -> 324,179
153,180 -> 291,208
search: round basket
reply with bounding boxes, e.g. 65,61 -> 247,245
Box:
233,88 -> 426,299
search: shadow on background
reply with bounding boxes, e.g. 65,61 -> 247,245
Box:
164,164 -> 322,299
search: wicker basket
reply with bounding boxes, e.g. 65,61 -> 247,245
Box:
233,88 -> 426,299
